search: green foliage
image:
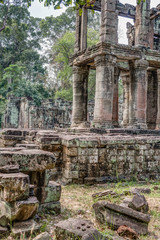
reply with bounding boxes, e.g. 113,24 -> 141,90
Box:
55,88 -> 73,101
0,5 -> 50,125
51,24 -> 99,100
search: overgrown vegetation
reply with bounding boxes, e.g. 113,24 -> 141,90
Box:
38,182 -> 160,240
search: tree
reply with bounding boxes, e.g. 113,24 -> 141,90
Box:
52,28 -> 99,101
0,4 -> 50,125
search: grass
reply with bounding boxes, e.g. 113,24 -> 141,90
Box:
58,182 -> 160,240
4,181 -> 160,239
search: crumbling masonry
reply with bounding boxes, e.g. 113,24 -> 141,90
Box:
70,0 -> 160,130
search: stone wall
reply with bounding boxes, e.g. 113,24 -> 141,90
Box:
35,130 -> 160,184
1,128 -> 160,184
3,96 -> 73,129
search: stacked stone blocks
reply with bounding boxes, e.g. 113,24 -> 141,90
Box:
0,165 -> 39,236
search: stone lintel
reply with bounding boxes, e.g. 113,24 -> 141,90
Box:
70,42 -> 160,68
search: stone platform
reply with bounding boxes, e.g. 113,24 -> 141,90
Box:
1,128 -> 160,184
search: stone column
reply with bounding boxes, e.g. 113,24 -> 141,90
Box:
74,10 -> 81,52
156,70 -> 160,129
147,69 -> 158,129
129,59 -> 149,129
80,7 -> 88,50
135,0 -> 150,47
100,0 -> 118,44
112,67 -> 120,127
71,66 -> 89,128
92,55 -> 116,128
121,71 -> 130,128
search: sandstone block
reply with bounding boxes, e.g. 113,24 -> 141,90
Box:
33,232 -> 52,240
0,165 -> 19,173
63,146 -> 78,156
11,196 -> 39,221
0,149 -> 56,172
0,201 -> 11,227
93,201 -> 150,234
34,181 -> 61,204
16,144 -> 40,149
0,197 -> 39,226
0,173 -> 30,202
131,187 -> 151,195
12,220 -> 40,237
55,218 -> 107,240
128,194 -> 149,213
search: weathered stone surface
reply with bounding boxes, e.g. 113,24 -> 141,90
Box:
55,218 -> 107,240
39,201 -> 61,215
131,188 -> 151,195
0,197 -> 39,225
34,181 -> 61,204
0,201 -> 11,227
128,194 -> 149,213
93,201 -> 150,234
0,165 -> 19,173
117,225 -> 138,239
0,172 -> 29,202
33,232 -> 52,240
12,219 -> 40,237
16,144 -> 40,149
0,149 -> 56,172
92,190 -> 117,199
0,226 -> 8,235
11,196 -> 39,221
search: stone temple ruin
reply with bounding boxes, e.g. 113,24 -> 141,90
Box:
0,0 -> 160,238
70,0 -> 160,130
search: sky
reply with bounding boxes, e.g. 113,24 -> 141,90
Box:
29,0 -> 160,44
29,0 -> 160,18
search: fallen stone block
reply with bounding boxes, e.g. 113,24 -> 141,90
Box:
128,194 -> 149,213
0,149 -> 56,172
0,173 -> 30,202
117,225 -> 138,239
33,232 -> 52,240
39,201 -> 61,215
0,197 -> 39,226
0,201 -> 11,227
131,188 -> 151,195
12,219 -> 40,237
34,181 -> 61,204
54,218 -> 107,240
93,201 -> 150,234
92,190 -> 117,199
11,196 -> 39,221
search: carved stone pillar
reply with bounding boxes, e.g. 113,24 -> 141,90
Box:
112,67 -> 120,127
71,66 -> 89,128
80,7 -> 88,50
74,10 -> 81,53
129,59 -> 149,129
156,70 -> 160,129
100,0 -> 118,44
92,55 -> 116,128
135,0 -> 150,47
147,69 -> 157,129
121,71 -> 130,128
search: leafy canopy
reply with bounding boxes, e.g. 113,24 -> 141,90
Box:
0,0 -> 145,10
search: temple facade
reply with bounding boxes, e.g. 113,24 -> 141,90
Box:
70,0 -> 160,130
